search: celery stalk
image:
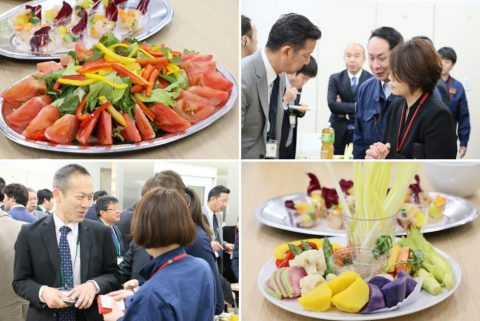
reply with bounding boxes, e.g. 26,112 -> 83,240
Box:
416,268 -> 442,295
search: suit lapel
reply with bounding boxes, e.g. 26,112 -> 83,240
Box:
254,51 -> 269,121
79,221 -> 92,283
41,215 -> 61,286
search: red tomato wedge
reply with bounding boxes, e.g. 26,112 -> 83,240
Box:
36,61 -> 63,74
187,86 -> 229,108
198,70 -> 233,92
134,105 -> 156,140
23,104 -> 60,141
76,114 -> 99,145
1,76 -> 47,111
6,95 -> 52,133
173,98 -> 216,124
44,114 -> 80,144
121,112 -> 142,143
150,103 -> 191,132
179,90 -> 211,106
97,110 -> 112,146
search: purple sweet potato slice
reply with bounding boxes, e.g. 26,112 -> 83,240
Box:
381,277 -> 407,308
361,283 -> 386,313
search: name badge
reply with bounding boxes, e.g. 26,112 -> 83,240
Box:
117,257 -> 124,265
449,88 -> 457,95
289,115 -> 296,126
265,140 -> 279,159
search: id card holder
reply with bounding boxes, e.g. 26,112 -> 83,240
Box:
265,140 -> 278,159
117,257 -> 124,265
289,115 -> 296,127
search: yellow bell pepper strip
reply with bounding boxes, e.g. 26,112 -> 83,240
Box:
139,44 -> 165,57
146,68 -> 160,97
134,96 -> 155,121
95,42 -> 136,65
137,57 -> 168,67
111,63 -> 150,86
137,47 -> 155,58
108,43 -> 141,58
75,95 -> 89,121
98,96 -> 128,127
84,73 -> 128,89
57,77 -> 97,87
53,75 -> 88,91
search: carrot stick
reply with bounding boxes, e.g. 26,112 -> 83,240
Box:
396,246 -> 411,273
130,84 -> 144,94
142,64 -> 154,82
146,68 -> 160,97
134,97 -> 155,121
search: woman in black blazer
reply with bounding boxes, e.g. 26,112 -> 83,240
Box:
365,38 -> 457,159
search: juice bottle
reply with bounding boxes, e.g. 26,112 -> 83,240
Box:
321,124 -> 334,159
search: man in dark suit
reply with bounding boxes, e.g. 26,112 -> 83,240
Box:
37,189 -> 54,214
327,43 -> 373,155
96,195 -> 125,258
85,190 -> 108,221
242,13 -> 321,159
13,164 -> 121,321
4,183 -> 37,223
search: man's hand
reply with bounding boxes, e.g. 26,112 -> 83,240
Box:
297,103 -> 309,114
68,281 -> 97,309
211,240 -> 223,252
224,242 -> 234,255
41,287 -> 72,309
103,301 -> 124,321
336,95 -> 342,102
365,142 -> 391,159
107,289 -> 134,301
123,279 -> 139,291
283,87 -> 298,105
459,146 -> 467,158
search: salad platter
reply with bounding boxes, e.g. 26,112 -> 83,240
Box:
258,236 -> 462,320
256,192 -> 478,236
0,0 -> 173,60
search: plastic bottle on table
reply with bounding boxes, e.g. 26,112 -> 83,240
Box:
321,124 -> 334,159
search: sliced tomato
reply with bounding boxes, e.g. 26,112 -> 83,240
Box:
36,61 -> 63,75
120,112 -> 142,143
6,95 -> 52,133
44,114 -> 80,144
1,76 -> 47,110
150,103 -> 191,133
182,60 -> 217,85
173,98 -> 216,124
180,89 -> 211,106
76,114 -> 99,145
23,104 -> 60,141
60,55 -> 73,67
134,105 -> 155,140
156,77 -> 170,89
97,110 -> 112,146
198,70 -> 233,92
187,86 -> 229,108
75,42 -> 93,61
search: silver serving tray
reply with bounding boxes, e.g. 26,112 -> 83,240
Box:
0,0 -> 173,60
0,65 -> 237,154
256,192 -> 478,236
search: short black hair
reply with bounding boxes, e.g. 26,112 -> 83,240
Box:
369,26 -> 403,50
241,15 -> 252,37
438,47 -> 457,64
4,183 -> 29,207
53,164 -> 91,193
0,177 -> 5,202
296,56 -> 317,77
266,13 -> 321,51
93,190 -> 108,201
208,185 -> 230,201
37,189 -> 53,205
96,195 -> 119,217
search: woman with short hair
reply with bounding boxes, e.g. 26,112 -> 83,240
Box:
366,38 -> 457,159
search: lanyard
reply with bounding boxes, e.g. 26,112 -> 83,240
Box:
396,92 -> 429,153
153,253 -> 187,276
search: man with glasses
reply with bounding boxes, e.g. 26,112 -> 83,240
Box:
96,195 -> 125,260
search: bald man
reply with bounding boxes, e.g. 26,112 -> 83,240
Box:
327,43 -> 373,155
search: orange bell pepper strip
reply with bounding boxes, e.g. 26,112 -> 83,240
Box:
130,84 -> 144,94
141,64 -> 154,81
137,57 -> 169,67
75,95 -> 89,121
78,62 -> 113,73
134,96 -> 155,121
146,68 -> 160,97
111,63 -> 150,86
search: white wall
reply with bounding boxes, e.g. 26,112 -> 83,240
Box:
242,0 -> 480,158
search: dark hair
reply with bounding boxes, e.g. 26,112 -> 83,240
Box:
266,13 -> 321,51
241,15 -> 252,37
142,170 -> 212,238
208,185 -> 230,201
0,177 -> 5,202
369,26 -> 403,50
296,56 -> 317,77
389,38 -> 442,94
4,183 -> 29,207
53,164 -> 91,193
96,195 -> 119,217
437,47 -> 457,64
93,190 -> 108,201
37,189 -> 53,205
131,188 -> 196,248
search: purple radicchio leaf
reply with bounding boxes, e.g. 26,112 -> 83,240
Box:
54,1 -> 73,26
306,172 -> 321,196
71,9 -> 88,35
115,0 -> 128,5
30,26 -> 51,52
91,0 -> 102,10
137,0 -> 150,15
26,4 -> 42,19
106,0 -> 118,22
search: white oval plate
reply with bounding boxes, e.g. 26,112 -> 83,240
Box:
256,192 -> 478,236
258,236 -> 462,320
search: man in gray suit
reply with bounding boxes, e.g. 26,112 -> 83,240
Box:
241,13 -> 321,159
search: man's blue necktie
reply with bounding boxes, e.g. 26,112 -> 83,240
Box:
111,227 -> 120,256
58,226 -> 76,321
351,76 -> 358,95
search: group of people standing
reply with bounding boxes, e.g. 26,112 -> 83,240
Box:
241,13 -> 470,159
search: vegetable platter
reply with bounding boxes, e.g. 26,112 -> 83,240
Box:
258,235 -> 461,320
0,0 -> 173,60
0,33 -> 237,153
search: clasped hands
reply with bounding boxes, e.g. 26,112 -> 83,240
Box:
43,281 -> 97,309
365,142 -> 391,159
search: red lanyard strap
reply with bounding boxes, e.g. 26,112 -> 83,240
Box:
396,92 -> 429,153
154,253 -> 187,275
